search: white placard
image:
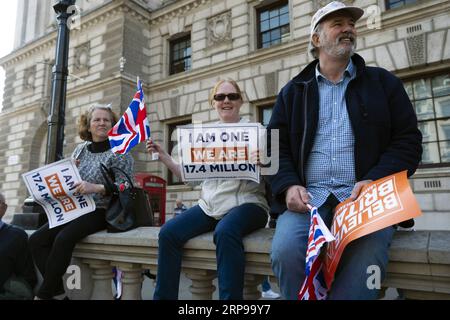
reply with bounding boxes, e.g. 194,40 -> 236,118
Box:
22,158 -> 96,228
177,123 -> 261,183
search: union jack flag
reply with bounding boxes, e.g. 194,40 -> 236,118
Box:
298,206 -> 335,300
108,78 -> 151,154
112,267 -> 123,300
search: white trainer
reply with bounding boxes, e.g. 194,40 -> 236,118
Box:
261,289 -> 281,299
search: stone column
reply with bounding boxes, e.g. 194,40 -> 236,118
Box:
115,263 -> 143,300
378,286 -> 388,299
83,259 -> 113,300
244,274 -> 265,300
25,0 -> 38,44
64,257 -> 93,300
184,269 -> 216,300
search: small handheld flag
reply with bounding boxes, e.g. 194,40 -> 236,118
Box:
298,205 -> 335,300
108,78 -> 151,154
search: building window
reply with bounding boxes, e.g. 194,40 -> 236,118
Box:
404,74 -> 450,165
170,35 -> 191,75
167,119 -> 191,185
257,1 -> 290,49
385,0 -> 418,9
258,104 -> 274,126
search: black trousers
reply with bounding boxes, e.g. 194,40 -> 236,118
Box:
29,209 -> 106,299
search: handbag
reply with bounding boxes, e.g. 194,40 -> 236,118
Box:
100,164 -> 154,233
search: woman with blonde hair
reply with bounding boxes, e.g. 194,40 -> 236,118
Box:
147,79 -> 269,300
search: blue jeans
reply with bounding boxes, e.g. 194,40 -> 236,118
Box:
153,203 -> 268,300
271,195 -> 395,300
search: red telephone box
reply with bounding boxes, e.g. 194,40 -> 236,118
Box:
134,173 -> 166,226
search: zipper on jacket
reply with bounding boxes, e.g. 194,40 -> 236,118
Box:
299,79 -> 314,186
346,80 -> 365,181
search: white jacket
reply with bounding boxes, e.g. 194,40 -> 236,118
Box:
198,179 -> 269,219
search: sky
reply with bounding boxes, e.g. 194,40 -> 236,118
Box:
0,0 -> 18,112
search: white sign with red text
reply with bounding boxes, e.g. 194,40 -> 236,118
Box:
177,123 -> 261,183
22,158 -> 96,228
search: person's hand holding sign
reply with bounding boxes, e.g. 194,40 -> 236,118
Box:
250,149 -> 269,167
250,150 -> 261,165
74,181 -> 105,195
349,180 -> 373,201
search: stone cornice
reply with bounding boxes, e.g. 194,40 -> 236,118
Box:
0,101 -> 44,119
0,0 -> 151,68
149,0 -> 211,26
374,0 -> 450,33
149,39 -> 307,92
0,74 -> 140,118
66,73 -> 138,98
394,60 -> 450,80
0,37 -> 57,68
149,0 -> 449,92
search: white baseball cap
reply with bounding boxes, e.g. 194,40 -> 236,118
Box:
310,1 -> 364,39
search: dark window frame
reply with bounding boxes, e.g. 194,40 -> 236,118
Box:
402,72 -> 450,168
254,72 -> 450,168
256,0 -> 290,49
167,119 -> 192,185
257,103 -> 275,127
169,34 -> 192,75
385,0 -> 419,10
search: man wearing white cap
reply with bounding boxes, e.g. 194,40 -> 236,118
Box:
267,1 -> 422,299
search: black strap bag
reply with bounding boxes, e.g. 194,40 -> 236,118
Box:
100,164 -> 154,233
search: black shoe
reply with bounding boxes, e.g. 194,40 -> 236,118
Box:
143,270 -> 156,280
397,219 -> 414,229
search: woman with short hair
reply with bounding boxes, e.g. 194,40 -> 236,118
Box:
29,104 -> 133,300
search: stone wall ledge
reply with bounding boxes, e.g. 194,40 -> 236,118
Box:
70,228 -> 450,300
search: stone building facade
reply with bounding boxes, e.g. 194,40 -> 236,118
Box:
0,0 -> 449,230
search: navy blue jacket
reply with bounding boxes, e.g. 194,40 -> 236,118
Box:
267,54 -> 422,214
0,224 -> 37,292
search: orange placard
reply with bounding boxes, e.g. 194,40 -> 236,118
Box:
323,171 -> 422,289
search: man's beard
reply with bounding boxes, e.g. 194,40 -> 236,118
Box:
321,32 -> 356,58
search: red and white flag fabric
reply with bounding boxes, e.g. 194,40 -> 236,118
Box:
108,78 -> 151,154
298,206 -> 335,300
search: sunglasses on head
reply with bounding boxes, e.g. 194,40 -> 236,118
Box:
89,103 -> 112,112
213,93 -> 241,101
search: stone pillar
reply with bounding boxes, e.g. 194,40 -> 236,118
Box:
83,259 -> 113,300
25,0 -> 38,44
14,0 -> 26,48
378,286 -> 388,299
115,263 -> 143,300
64,257 -> 93,300
184,269 -> 216,300
244,274 -> 265,300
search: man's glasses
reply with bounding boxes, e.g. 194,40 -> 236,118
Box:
213,93 -> 241,101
